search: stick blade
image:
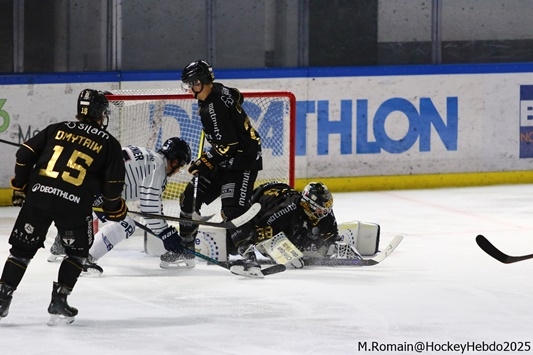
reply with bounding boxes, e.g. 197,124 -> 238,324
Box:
476,235 -> 512,264
371,235 -> 404,263
227,203 -> 261,228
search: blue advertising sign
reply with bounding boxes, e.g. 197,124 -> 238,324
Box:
297,97 -> 458,156
519,85 -> 533,158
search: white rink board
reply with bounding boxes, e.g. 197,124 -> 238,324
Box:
2,70 -> 533,186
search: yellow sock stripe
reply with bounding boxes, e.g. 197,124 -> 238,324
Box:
64,257 -> 84,271
7,258 -> 28,270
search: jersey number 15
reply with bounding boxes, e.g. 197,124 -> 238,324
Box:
39,145 -> 93,186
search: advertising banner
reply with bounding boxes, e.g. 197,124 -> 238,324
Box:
2,66 -> 533,195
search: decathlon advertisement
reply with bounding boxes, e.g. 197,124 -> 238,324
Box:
2,64 -> 533,197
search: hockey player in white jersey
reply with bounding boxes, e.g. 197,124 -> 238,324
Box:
48,137 -> 192,274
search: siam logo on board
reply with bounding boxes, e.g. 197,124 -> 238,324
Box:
149,97 -> 458,157
519,85 -> 533,158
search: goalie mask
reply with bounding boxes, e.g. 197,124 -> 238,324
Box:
77,89 -> 111,129
158,137 -> 192,174
300,182 -> 333,223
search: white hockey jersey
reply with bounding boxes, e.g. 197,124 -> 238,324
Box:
122,145 -> 169,235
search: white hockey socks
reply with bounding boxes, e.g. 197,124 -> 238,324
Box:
89,216 -> 135,261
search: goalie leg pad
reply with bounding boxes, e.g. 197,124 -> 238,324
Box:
338,221 -> 380,256
256,232 -> 304,266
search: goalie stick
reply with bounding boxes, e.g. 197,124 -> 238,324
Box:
475,234 -> 533,264
304,235 -> 404,266
133,220 -> 285,277
129,202 -> 261,229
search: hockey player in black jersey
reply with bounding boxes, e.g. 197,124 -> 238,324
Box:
48,137 -> 192,274
237,181 -> 343,272
0,89 -> 127,324
173,59 -> 263,274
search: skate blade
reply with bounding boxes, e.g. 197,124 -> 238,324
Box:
47,314 -> 75,326
47,254 -> 65,263
80,270 -> 102,277
80,268 -> 103,278
80,264 -> 104,277
159,260 -> 195,269
229,265 -> 264,279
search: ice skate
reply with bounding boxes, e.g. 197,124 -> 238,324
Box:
47,282 -> 78,326
0,282 -> 16,319
229,244 -> 263,279
159,250 -> 196,269
81,255 -> 104,277
47,234 -> 66,262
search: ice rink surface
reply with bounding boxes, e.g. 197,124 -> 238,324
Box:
1,184 -> 533,355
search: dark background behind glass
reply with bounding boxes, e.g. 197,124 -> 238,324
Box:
1,0 -> 532,73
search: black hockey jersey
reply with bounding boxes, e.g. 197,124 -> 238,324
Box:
198,83 -> 263,171
12,121 -> 125,216
250,182 -> 339,251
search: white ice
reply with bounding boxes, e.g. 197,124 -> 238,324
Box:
1,184 -> 533,355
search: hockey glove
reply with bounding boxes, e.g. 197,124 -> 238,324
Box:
10,178 -> 27,207
103,198 -> 128,222
188,152 -> 215,176
159,226 -> 184,253
12,190 -> 25,207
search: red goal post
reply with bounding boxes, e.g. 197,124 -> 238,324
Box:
105,89 -> 296,219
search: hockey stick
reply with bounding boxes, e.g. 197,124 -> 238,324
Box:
0,138 -> 21,147
475,235 -> 533,264
133,220 -> 285,276
190,174 -> 216,222
304,235 -> 404,266
189,131 -> 217,222
129,202 -> 261,229
191,131 -> 203,220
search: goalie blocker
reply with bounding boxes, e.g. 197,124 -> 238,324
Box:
144,220 -> 380,263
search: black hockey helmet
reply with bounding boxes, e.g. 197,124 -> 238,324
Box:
158,137 -> 192,168
181,60 -> 215,86
77,89 -> 110,122
300,182 -> 333,222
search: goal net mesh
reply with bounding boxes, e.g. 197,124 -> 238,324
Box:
106,89 -> 295,220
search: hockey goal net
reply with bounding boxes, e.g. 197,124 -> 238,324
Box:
105,89 -> 295,220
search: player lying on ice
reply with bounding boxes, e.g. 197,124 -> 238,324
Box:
228,181 -> 380,277
48,137 -> 193,275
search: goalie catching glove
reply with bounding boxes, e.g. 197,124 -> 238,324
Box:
329,242 -> 363,260
159,226 -> 184,253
